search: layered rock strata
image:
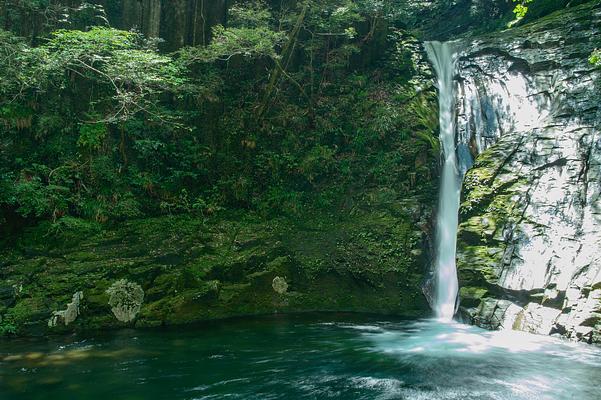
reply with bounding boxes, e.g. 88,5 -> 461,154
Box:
455,0 -> 601,343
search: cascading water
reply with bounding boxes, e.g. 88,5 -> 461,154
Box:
425,41 -> 471,321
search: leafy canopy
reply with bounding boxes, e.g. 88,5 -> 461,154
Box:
0,0 -> 438,237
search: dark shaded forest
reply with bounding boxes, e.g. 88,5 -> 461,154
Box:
0,0 -> 443,244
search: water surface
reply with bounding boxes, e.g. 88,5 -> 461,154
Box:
1,314 -> 600,399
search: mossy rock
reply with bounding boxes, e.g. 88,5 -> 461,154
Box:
0,202 -> 433,336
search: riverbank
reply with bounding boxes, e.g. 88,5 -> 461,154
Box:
0,204 -> 432,336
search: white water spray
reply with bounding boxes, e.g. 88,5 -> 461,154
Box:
425,41 -> 469,321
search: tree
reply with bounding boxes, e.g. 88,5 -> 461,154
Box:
43,27 -> 185,123
0,0 -> 437,233
0,27 -> 187,225
0,1 -> 108,42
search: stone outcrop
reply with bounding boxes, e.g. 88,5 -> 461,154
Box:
0,203 -> 434,336
48,291 -> 84,327
455,0 -> 601,343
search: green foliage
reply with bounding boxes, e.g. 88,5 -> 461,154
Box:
43,27 -> 185,123
506,0 -> 535,26
408,93 -> 440,154
3,175 -> 69,220
0,299 -> 38,336
299,145 -> 336,184
78,123 -> 108,150
47,215 -> 101,235
228,0 -> 273,28
0,0 -> 437,240
0,316 -> 17,336
512,0 -> 533,19
46,27 -> 136,52
0,29 -> 46,100
0,1 -> 109,38
179,0 -> 285,65
590,49 -> 601,67
180,25 -> 285,63
9,178 -> 51,218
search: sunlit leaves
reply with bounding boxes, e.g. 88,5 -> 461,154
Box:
228,0 -> 273,28
77,122 -> 107,151
589,49 -> 601,67
512,0 -> 533,19
41,27 -> 185,123
180,25 -> 286,63
0,29 -> 47,100
46,27 -> 136,53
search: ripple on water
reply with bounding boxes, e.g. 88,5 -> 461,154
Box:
0,316 -> 600,400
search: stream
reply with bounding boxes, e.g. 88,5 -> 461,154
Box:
1,314 -> 600,399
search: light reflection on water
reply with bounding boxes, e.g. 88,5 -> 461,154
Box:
0,316 -> 600,400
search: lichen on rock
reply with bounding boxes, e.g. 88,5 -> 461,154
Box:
272,277 -> 288,294
106,280 -> 144,323
48,291 -> 83,328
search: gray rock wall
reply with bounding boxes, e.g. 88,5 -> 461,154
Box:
455,0 -> 601,343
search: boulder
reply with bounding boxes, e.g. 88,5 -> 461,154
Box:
106,280 -> 144,323
513,303 -> 562,335
48,292 -> 84,328
272,276 -> 289,295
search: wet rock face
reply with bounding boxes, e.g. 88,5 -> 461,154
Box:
407,0 -> 514,40
456,1 -> 601,343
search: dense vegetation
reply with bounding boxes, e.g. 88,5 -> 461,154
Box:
0,0 -> 438,245
1,0 -> 597,338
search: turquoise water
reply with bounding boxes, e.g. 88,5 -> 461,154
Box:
1,314 -> 600,399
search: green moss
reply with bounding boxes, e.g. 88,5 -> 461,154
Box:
1,55 -> 438,330
456,131 -> 537,312
1,298 -> 48,336
1,198 -> 433,336
459,286 -> 489,308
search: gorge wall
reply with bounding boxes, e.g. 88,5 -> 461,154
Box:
455,0 -> 601,343
2,0 -> 601,342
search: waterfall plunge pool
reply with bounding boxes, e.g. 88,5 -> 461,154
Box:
1,314 -> 600,400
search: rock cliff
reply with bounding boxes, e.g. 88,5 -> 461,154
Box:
455,0 -> 601,343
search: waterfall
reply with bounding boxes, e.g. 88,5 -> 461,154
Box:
425,41 -> 471,321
